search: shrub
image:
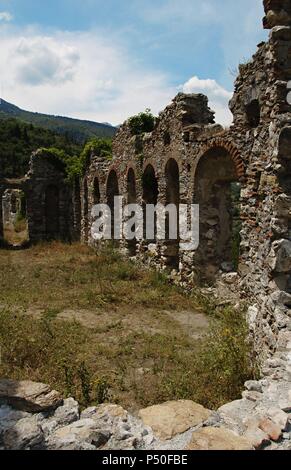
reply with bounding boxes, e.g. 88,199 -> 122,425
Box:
192,307 -> 257,407
36,138 -> 112,183
128,109 -> 156,135
80,138 -> 112,169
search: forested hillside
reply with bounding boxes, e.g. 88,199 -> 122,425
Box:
0,118 -> 82,178
0,99 -> 116,144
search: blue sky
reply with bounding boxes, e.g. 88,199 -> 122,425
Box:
0,0 -> 267,125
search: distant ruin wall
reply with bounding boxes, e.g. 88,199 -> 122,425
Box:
25,151 -> 76,243
0,151 -> 78,245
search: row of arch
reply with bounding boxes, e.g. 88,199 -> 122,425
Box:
83,145 -> 244,273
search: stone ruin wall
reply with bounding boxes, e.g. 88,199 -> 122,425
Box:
0,150 -> 77,245
0,1 -> 291,449
25,150 -> 77,243
0,0 -> 289,390
81,1 -> 291,372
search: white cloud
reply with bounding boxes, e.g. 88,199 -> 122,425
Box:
0,24 -> 234,127
0,11 -> 13,22
14,37 -> 80,85
0,27 -> 176,125
182,76 -> 233,126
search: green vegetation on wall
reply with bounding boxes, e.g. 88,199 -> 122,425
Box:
80,138 -> 113,168
128,109 -> 156,135
37,138 -> 112,183
0,118 -> 113,182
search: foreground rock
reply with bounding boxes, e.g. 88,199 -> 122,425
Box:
139,400 -> 211,440
0,379 -> 62,413
47,418 -> 111,450
1,379 -> 291,450
186,427 -> 253,451
3,417 -> 44,450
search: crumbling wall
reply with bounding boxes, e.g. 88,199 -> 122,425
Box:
84,93 -> 246,278
82,4 -> 291,370
25,150 -> 75,243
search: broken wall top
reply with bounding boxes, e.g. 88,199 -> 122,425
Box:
264,0 -> 291,28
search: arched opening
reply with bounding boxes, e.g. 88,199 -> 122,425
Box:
194,147 -> 241,280
246,99 -> 260,128
106,170 -> 119,241
126,168 -> 137,255
2,189 -> 29,246
93,177 -> 101,205
45,185 -> 60,240
83,179 -> 89,242
127,169 -> 136,205
165,159 -> 180,269
142,165 -> 159,241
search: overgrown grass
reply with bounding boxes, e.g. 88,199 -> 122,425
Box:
0,243 -> 256,410
153,307 -> 257,409
3,216 -> 29,246
0,243 -> 195,313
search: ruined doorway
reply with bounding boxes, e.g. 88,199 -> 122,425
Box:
142,165 -> 159,242
45,185 -> 60,240
165,159 -> 180,269
106,170 -> 119,241
194,147 -> 241,279
2,189 -> 29,246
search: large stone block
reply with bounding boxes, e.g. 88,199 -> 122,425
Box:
139,400 -> 211,440
270,239 -> 291,273
3,417 -> 44,450
186,427 -> 253,451
0,379 -> 63,413
274,194 -> 291,218
46,418 -> 111,450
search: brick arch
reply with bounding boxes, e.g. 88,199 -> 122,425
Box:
194,139 -> 245,181
142,160 -> 158,177
125,164 -> 138,184
126,166 -> 137,201
163,157 -> 182,175
126,162 -> 138,176
92,174 -> 101,205
105,165 -> 120,188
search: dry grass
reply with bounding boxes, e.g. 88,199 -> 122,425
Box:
0,242 -> 256,411
3,219 -> 29,246
0,242 -> 204,313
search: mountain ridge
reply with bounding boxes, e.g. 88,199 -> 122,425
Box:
0,99 -> 116,143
